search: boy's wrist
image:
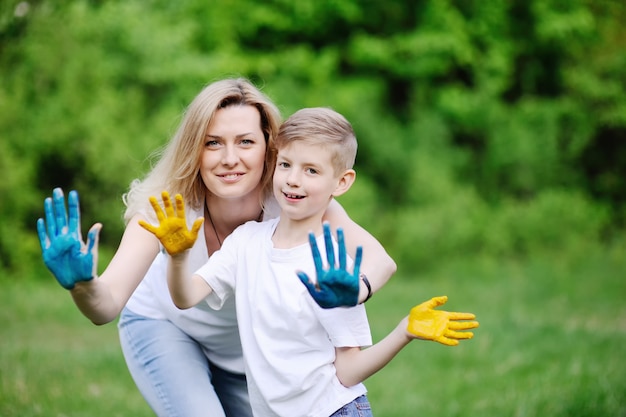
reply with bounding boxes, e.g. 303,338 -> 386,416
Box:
170,250 -> 190,263
358,273 -> 372,304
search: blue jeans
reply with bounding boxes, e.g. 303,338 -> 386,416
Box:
118,307 -> 252,417
330,395 -> 373,417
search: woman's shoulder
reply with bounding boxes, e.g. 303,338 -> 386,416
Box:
237,217 -> 279,234
263,196 -> 281,220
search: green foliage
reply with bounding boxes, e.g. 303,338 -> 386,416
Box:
390,189 -> 609,270
1,0 -> 625,273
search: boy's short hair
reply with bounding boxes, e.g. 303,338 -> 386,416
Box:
275,107 -> 357,175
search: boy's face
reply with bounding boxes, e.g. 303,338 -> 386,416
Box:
273,141 -> 345,221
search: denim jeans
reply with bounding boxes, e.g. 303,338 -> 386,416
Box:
330,395 -> 373,417
118,307 -> 253,417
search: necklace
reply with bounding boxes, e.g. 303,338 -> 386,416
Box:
206,203 -> 223,247
205,200 -> 264,248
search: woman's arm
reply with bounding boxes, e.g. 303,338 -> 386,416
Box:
71,218 -> 162,325
37,188 -> 161,325
324,199 -> 396,303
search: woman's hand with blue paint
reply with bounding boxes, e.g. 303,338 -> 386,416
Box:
36,188 -> 101,290
297,222 -> 362,308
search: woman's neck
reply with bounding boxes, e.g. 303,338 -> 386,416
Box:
204,191 -> 264,254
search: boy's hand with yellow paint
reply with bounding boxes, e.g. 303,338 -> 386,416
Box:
407,296 -> 479,346
138,191 -> 204,256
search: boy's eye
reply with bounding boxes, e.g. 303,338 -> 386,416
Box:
306,168 -> 318,175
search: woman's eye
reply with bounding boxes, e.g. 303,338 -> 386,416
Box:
240,138 -> 254,145
205,140 -> 220,147
278,162 -> 289,168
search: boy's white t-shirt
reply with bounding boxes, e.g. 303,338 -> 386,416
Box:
196,217 -> 372,417
124,199 -> 281,374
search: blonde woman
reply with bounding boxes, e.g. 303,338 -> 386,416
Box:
37,78 -> 396,417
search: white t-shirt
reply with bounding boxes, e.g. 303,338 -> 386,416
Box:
125,199 -> 280,374
196,217 -> 372,417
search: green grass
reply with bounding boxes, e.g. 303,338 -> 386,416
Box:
365,244 -> 626,416
0,280 -> 152,417
1,243 -> 625,416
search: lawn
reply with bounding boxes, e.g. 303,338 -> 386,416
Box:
1,243 -> 625,416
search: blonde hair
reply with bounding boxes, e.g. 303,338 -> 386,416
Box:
123,78 -> 281,223
274,107 -> 357,176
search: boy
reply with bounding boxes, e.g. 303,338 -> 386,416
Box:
141,108 -> 478,416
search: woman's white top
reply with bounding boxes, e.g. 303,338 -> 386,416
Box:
125,199 -> 280,374
196,217 -> 372,417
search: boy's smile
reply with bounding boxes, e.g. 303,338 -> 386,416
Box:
273,141 -> 342,222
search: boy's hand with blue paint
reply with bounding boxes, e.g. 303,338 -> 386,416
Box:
37,188 -> 101,290
297,222 -> 362,308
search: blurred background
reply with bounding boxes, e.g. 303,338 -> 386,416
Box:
1,0 -> 624,416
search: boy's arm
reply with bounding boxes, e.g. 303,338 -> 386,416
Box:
334,319 -> 411,387
167,252 -> 213,309
334,296 -> 479,387
324,200 -> 397,303
138,191 -> 213,309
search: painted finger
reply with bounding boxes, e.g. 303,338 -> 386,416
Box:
138,219 -> 159,235
448,320 -> 480,331
448,311 -> 477,321
36,218 -> 50,251
162,191 -> 175,218
308,232 -> 323,274
353,246 -> 363,279
68,190 -> 82,240
445,329 -> 474,340
174,193 -> 186,219
190,218 -> 204,239
413,295 -> 448,312
323,222 -> 335,268
297,271 -> 319,291
148,196 -> 166,222
53,187 -> 68,233
337,228 -> 347,271
86,224 -> 101,255
435,335 -> 460,346
44,197 -> 57,238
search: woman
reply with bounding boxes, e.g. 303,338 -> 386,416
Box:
37,78 -> 397,417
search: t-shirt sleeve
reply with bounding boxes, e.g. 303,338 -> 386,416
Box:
316,304 -> 373,348
194,233 -> 239,310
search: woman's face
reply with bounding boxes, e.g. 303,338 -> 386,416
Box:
200,105 -> 267,200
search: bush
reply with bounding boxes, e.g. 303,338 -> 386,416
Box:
388,189 -> 609,271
